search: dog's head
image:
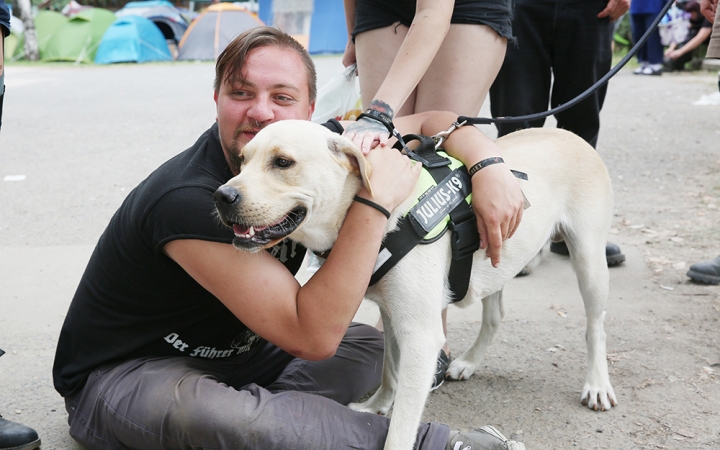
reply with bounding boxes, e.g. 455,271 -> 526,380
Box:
214,120 -> 372,252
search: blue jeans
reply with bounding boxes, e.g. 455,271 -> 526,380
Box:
631,12 -> 664,65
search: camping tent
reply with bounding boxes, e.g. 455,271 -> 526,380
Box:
95,15 -> 172,64
35,10 -> 70,58
8,10 -> 69,60
116,0 -> 188,44
42,8 -> 116,63
177,3 -> 263,61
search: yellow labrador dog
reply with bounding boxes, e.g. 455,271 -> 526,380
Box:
214,120 -> 617,450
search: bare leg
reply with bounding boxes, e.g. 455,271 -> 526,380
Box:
354,23 -> 417,115
414,24 -> 507,116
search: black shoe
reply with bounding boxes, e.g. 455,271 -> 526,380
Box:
431,349 -> 450,392
687,256 -> 720,284
0,415 -> 41,450
447,426 -> 526,450
605,242 -> 625,266
550,241 -> 625,266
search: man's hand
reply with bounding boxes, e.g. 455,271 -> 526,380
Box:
357,144 -> 422,212
598,0 -> 630,21
701,0 -> 718,22
470,164 -> 525,268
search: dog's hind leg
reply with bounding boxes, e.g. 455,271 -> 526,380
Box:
349,307 -> 399,415
565,235 -> 617,411
446,290 -> 504,381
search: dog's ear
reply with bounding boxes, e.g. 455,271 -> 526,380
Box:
326,133 -> 374,196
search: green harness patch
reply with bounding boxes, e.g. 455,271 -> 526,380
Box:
408,151 -> 472,241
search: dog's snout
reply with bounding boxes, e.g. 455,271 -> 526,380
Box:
214,185 -> 241,210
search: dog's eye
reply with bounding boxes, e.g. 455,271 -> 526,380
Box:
273,157 -> 294,169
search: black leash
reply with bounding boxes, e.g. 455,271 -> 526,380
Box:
458,0 -> 676,126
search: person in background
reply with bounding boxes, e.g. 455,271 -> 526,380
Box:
685,0 -> 720,285
663,0 -> 713,72
488,0 -> 629,266
630,0 -> 666,75
341,0 -> 520,390
0,3 -> 42,449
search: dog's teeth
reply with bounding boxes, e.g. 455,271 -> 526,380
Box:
249,226 -> 255,237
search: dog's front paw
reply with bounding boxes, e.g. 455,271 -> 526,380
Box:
446,358 -> 477,381
580,382 -> 617,411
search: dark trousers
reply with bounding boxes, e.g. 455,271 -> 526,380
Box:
489,0 -> 613,148
631,12 -> 664,65
63,323 -> 449,450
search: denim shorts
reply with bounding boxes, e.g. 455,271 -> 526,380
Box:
352,0 -> 515,42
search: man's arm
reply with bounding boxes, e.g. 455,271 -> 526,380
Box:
165,144 -> 421,361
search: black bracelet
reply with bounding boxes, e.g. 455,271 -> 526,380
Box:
357,109 -> 395,134
468,157 -> 505,177
353,195 -> 391,219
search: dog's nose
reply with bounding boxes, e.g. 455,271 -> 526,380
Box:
214,185 -> 241,208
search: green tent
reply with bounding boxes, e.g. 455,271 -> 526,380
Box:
42,8 -> 116,63
4,11 -> 68,61
35,10 -> 70,58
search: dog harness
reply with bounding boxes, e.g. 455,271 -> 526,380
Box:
368,133 -> 528,302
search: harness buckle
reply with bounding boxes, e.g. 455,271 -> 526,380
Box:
449,215 -> 480,260
432,120 -> 468,149
407,150 -> 452,168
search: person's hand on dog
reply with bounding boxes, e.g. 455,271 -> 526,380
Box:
343,117 -> 390,155
470,163 -> 525,268
356,144 -> 422,213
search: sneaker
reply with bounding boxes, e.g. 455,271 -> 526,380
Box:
686,256 -> 720,284
633,62 -> 648,74
0,415 -> 41,450
447,426 -> 526,450
637,66 -> 663,76
605,242 -> 625,266
431,349 -> 450,392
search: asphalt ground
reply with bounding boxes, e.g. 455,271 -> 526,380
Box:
1,56 -> 719,449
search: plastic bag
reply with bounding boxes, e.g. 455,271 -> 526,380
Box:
659,6 -> 690,46
311,64 -> 362,124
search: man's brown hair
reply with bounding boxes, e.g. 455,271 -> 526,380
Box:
214,26 -> 317,102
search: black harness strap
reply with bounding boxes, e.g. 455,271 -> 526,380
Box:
369,134 -> 479,301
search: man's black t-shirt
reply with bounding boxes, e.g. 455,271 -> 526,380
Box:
53,123 -> 307,397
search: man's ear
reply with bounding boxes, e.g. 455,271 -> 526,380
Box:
326,133 -> 373,196
307,100 -> 316,120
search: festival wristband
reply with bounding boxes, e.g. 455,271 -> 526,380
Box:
468,157 -> 505,178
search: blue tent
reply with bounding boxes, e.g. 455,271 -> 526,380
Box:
258,0 -> 346,54
116,0 -> 188,44
95,15 -> 172,64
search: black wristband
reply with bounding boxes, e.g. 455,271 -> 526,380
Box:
357,109 -> 395,135
468,157 -> 505,177
353,195 -> 391,219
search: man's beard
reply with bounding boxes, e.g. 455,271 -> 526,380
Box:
227,124 -> 257,174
